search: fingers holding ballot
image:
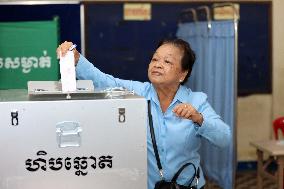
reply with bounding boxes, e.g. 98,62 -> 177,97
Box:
57,41 -> 80,65
57,41 -> 78,92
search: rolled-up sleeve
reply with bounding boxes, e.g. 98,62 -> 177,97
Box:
195,94 -> 231,148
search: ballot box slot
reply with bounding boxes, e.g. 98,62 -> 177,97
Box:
27,81 -> 135,101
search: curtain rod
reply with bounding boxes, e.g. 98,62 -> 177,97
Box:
0,1 -> 79,5
178,3 -> 239,25
0,0 -> 272,4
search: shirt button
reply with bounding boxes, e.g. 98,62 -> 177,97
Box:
161,149 -> 164,152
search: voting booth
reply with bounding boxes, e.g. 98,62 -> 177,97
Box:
0,82 -> 148,189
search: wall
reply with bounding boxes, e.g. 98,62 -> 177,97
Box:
237,0 -> 284,161
273,0 -> 284,119
237,95 -> 272,160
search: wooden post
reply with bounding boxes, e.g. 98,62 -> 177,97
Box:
257,149 -> 263,189
277,156 -> 284,189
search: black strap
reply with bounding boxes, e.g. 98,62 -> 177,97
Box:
147,100 -> 198,187
147,100 -> 163,175
171,162 -> 196,185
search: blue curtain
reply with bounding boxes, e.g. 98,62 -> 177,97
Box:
176,21 -> 236,189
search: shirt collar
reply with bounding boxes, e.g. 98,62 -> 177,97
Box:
149,84 -> 191,106
149,84 -> 160,105
172,85 -> 191,104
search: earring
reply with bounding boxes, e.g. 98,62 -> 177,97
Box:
179,79 -> 183,83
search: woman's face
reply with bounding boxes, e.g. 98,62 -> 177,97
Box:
148,43 -> 188,88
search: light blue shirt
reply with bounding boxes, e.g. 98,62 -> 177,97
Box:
76,55 -> 231,189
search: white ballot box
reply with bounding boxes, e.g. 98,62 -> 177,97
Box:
0,83 -> 147,189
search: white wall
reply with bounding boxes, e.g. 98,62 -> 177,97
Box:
237,95 -> 272,160
273,0 -> 284,119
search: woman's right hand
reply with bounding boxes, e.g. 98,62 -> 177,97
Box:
56,41 -> 80,65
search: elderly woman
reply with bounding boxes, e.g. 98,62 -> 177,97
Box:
57,39 -> 231,189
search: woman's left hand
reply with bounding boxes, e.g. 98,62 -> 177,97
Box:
173,103 -> 203,126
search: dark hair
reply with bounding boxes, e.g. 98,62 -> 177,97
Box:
156,38 -> 196,85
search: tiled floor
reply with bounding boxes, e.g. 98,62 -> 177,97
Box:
205,170 -> 277,189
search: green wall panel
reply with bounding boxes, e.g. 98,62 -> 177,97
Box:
0,19 -> 59,89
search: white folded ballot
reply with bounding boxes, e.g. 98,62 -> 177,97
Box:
59,48 -> 77,93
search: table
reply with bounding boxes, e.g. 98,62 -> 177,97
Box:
250,140 -> 284,189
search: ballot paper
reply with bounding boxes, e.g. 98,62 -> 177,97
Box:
59,51 -> 77,93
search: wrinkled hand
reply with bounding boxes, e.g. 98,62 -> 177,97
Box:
56,41 -> 80,65
173,103 -> 203,126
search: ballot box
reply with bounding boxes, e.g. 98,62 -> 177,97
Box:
0,82 -> 147,189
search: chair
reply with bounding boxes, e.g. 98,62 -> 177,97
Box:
261,117 -> 284,175
251,117 -> 284,189
273,117 -> 284,140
